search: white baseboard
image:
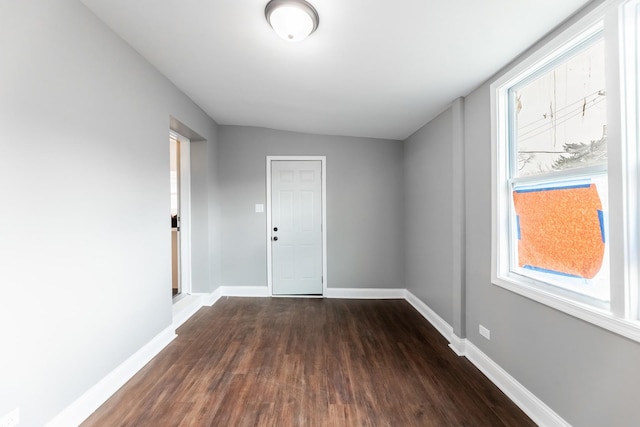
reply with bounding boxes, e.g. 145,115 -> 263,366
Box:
203,287 -> 223,306
172,294 -> 206,329
220,285 -> 270,297
324,287 -> 406,299
447,334 -> 467,356
404,290 -> 568,427
404,290 -> 457,344
45,326 -> 176,427
218,286 -> 405,299
464,340 -> 570,427
172,289 -> 224,329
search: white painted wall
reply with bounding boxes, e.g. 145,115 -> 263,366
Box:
0,1 -> 219,425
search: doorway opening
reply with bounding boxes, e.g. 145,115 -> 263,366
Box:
170,131 -> 192,300
266,156 -> 327,296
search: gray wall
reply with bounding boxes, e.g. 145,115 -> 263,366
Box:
0,1 -> 219,425
217,126 -> 404,290
400,2 -> 640,423
464,74 -> 640,427
190,130 -> 222,293
404,108 -> 455,325
462,1 -> 640,425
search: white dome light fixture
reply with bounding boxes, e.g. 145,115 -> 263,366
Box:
265,0 -> 319,42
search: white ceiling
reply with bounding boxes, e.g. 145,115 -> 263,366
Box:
80,0 -> 592,140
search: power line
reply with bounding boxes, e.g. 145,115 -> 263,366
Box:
516,89 -> 605,130
517,96 -> 606,143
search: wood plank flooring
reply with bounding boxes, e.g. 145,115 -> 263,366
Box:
82,298 -> 535,426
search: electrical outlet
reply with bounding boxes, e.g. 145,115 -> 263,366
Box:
0,408 -> 19,427
479,324 -> 491,340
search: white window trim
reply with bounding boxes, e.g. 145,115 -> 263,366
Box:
620,0 -> 640,320
491,0 -> 640,343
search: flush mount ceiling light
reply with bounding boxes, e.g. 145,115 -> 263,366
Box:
265,0 -> 319,42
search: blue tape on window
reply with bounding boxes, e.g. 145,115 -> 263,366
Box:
597,209 -> 606,243
514,183 -> 591,194
516,215 -> 521,240
523,265 -> 583,279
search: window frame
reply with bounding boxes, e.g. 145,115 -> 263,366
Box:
620,0 -> 640,323
490,0 -> 640,342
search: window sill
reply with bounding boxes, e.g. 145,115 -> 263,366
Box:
493,274 -> 640,344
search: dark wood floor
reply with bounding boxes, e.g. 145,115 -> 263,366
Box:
82,298 -> 535,426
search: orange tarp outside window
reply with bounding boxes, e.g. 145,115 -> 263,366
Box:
513,183 -> 605,279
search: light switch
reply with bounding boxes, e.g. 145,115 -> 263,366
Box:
255,204 -> 264,213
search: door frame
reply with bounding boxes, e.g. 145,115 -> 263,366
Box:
170,130 -> 192,298
266,156 -> 327,296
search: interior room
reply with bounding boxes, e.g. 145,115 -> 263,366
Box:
1,0 -> 639,426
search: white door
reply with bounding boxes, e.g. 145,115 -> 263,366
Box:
271,160 -> 323,295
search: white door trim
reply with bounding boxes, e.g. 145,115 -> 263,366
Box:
266,156 -> 327,296
170,130 -> 192,297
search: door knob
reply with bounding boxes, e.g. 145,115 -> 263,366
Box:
273,236 -> 278,241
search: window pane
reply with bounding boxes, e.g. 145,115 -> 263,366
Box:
512,38 -> 607,177
511,175 -> 610,301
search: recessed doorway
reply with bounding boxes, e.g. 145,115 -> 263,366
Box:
170,131 -> 192,299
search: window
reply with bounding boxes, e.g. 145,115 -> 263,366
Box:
491,0 -> 640,342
